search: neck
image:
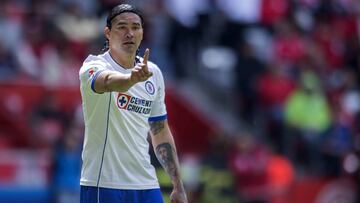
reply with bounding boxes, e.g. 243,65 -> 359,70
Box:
109,50 -> 136,69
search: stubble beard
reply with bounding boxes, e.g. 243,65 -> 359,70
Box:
121,44 -> 137,56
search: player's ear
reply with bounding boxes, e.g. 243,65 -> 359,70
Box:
104,27 -> 111,40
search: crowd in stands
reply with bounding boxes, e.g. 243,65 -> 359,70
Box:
0,0 -> 360,202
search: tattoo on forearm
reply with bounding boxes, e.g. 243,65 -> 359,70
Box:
155,143 -> 179,178
149,120 -> 164,135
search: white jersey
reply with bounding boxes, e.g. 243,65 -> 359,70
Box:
79,51 -> 167,190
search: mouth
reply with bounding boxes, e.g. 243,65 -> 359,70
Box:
123,42 -> 135,45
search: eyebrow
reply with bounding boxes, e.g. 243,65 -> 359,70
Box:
115,21 -> 142,26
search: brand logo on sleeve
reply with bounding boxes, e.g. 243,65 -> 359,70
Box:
117,93 -> 153,115
145,81 -> 155,95
87,67 -> 98,78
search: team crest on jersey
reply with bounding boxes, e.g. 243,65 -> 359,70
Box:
145,81 -> 155,95
117,93 -> 153,115
87,67 -> 98,78
117,94 -> 131,109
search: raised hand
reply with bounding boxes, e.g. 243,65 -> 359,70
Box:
130,48 -> 153,83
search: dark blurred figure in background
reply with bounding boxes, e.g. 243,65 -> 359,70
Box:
0,42 -> 20,81
51,123 -> 82,203
256,61 -> 296,153
198,132 -> 238,203
164,0 -> 211,80
234,41 -> 264,122
284,70 -> 332,174
29,92 -> 69,150
229,131 -> 295,203
229,132 -> 271,203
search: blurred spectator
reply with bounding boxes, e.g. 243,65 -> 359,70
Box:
198,132 -> 238,203
235,41 -> 265,121
0,41 -> 20,80
43,43 -> 82,87
29,92 -> 69,149
312,19 -> 346,70
216,0 -> 261,25
284,70 -> 332,174
256,62 -> 296,153
54,2 -> 100,43
31,0 -> 59,18
320,109 -> 353,176
0,0 -> 23,51
265,154 -> 294,203
272,20 -> 307,67
59,0 -> 99,17
339,70 -> 360,125
164,0 -> 210,79
229,131 -> 271,203
51,123 -> 82,203
15,14 -> 57,80
216,0 -> 261,50
319,69 -> 360,176
260,0 -> 290,26
180,154 -> 201,203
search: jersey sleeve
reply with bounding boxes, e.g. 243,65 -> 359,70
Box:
149,66 -> 167,121
79,57 -> 107,94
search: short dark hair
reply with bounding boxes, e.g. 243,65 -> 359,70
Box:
106,4 -> 144,29
101,4 -> 144,54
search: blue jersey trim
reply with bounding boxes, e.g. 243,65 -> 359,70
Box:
91,70 -> 105,93
148,114 -> 167,122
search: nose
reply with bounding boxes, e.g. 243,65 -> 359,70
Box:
125,29 -> 134,38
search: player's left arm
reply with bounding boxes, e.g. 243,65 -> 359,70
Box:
149,119 -> 188,203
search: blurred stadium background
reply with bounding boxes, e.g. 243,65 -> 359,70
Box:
0,0 -> 360,203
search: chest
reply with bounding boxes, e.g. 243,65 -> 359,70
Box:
113,80 -> 157,117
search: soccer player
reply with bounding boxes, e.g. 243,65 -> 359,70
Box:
78,4 -> 188,203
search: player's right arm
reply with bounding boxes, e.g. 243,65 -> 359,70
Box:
93,71 -> 136,93
94,49 -> 153,93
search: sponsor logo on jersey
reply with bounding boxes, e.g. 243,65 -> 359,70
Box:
117,93 -> 153,115
145,81 -> 155,95
117,94 -> 131,109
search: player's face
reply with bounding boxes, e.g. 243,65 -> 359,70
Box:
106,12 -> 143,55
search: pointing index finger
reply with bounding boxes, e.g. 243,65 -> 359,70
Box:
143,48 -> 150,65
